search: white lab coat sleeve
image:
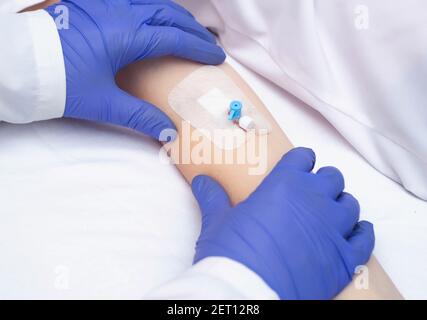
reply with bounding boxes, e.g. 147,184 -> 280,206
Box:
146,257 -> 279,300
0,7 -> 65,123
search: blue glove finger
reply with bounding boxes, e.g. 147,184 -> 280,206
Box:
103,87 -> 176,140
192,175 -> 232,231
131,0 -> 194,18
142,6 -> 216,43
347,221 -> 375,267
252,147 -> 316,198
140,26 -> 225,64
276,147 -> 316,172
322,193 -> 360,237
315,166 -> 345,199
337,192 -> 360,236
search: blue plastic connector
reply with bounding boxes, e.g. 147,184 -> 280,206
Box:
228,100 -> 243,121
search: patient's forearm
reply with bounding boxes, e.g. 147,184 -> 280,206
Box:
118,58 -> 290,204
116,57 -> 402,299
21,0 -> 57,12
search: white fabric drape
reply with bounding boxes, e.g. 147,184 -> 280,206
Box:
178,0 -> 427,200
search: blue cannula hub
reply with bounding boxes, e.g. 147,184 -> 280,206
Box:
228,100 -> 242,121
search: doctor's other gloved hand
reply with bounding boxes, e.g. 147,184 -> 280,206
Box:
191,147 -> 375,300
45,0 -> 225,140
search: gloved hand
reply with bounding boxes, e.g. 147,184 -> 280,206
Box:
45,0 -> 225,139
191,147 -> 375,299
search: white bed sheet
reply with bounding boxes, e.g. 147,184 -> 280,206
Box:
0,58 -> 426,299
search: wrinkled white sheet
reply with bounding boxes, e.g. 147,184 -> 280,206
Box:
0,57 -> 426,299
178,0 -> 427,200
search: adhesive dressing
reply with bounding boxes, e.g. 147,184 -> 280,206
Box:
168,66 -> 271,149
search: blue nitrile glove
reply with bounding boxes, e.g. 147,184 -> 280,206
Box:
191,147 -> 375,300
45,0 -> 225,140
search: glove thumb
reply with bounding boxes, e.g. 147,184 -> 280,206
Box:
191,175 -> 232,230
103,87 -> 176,141
276,147 -> 316,172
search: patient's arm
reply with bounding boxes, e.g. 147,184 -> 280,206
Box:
119,58 -> 289,204
117,57 -> 402,299
22,0 -> 57,12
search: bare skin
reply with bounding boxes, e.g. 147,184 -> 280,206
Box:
29,0 -> 403,300
21,0 -> 57,12
118,58 -> 290,204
